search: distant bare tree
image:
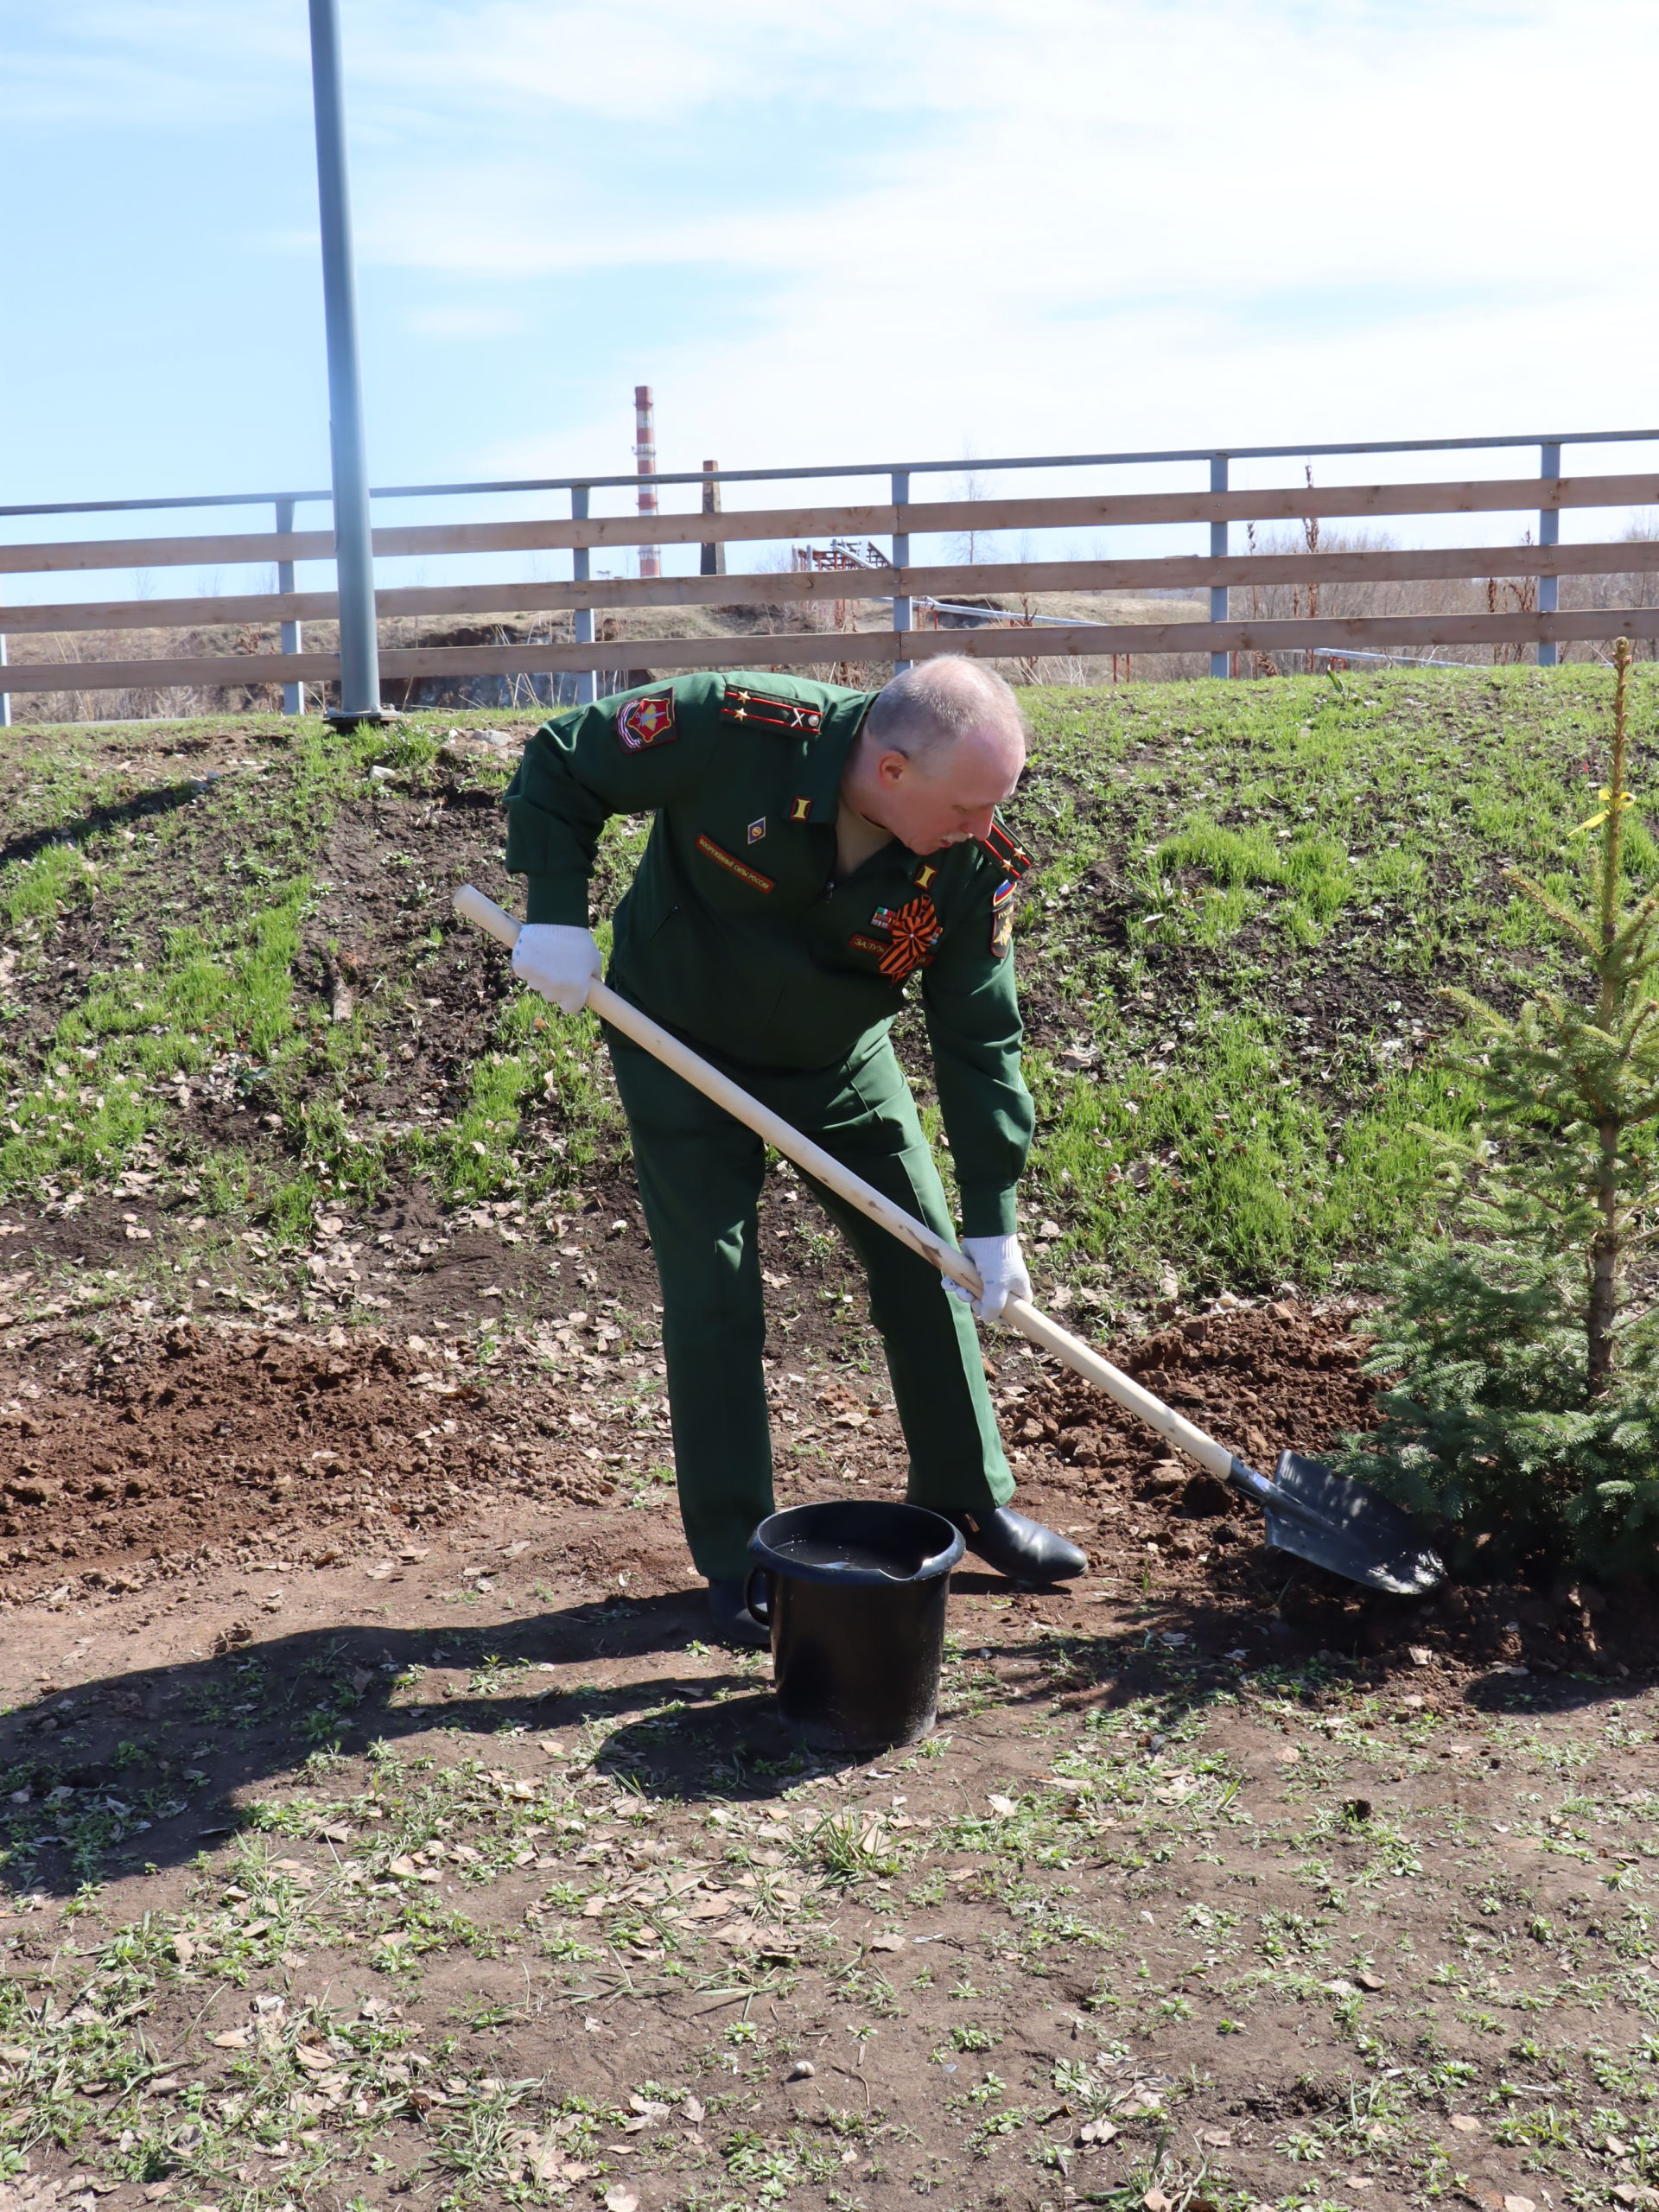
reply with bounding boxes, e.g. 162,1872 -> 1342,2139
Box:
951,448 -> 999,568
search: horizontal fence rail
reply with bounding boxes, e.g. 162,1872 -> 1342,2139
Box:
5,538 -> 1659,639
4,429 -> 1659,709
6,423 -> 1656,518
3,610 -> 1657,698
9,472 -> 1659,579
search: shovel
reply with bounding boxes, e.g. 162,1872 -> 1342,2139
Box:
454,886 -> 1443,1599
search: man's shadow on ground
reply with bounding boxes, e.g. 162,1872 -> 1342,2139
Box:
0,1574 -> 1623,1900
0,1574 -> 1136,1897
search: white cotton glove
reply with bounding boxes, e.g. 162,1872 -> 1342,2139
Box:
944,1234 -> 1033,1325
511,923 -> 601,1014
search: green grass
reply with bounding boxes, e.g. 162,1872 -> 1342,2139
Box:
6,1624 -> 1659,2206
0,711 -> 636,1237
3,666 -> 1656,1306
990,660 -> 1659,1300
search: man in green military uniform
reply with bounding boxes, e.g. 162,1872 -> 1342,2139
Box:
503,654 -> 1087,1643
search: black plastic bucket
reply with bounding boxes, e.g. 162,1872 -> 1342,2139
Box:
747,1500 -> 965,1753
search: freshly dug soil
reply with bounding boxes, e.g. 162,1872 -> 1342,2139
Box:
0,1320 -> 608,1601
1021,1296 -> 1377,1479
0,1296 -> 1637,1684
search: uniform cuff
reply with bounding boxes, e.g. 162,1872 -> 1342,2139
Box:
522,873 -> 592,926
958,1182 -> 1020,1239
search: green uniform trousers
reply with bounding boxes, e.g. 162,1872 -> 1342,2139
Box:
606,1027 -> 1016,1582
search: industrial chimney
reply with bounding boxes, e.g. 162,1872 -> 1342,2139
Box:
633,385 -> 660,581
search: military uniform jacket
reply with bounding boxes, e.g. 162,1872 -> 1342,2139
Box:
503,670 -> 1034,1236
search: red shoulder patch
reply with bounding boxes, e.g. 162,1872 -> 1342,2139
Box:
615,690 -> 677,752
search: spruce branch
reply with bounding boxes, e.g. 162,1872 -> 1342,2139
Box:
1500,868 -> 1603,956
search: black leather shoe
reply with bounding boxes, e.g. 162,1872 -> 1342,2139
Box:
946,1507 -> 1088,1583
707,1578 -> 771,1649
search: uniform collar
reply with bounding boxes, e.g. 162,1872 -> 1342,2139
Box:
788,693 -> 959,891
788,689 -> 875,824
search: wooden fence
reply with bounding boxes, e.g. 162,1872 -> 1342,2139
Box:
4,462 -> 1659,701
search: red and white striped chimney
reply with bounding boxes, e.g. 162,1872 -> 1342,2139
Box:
633,384 -> 659,580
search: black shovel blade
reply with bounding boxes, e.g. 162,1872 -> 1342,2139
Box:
1260,1451 -> 1446,1597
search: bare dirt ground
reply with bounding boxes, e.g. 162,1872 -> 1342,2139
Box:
4,704 -> 1659,2212
4,1289 -> 1657,2212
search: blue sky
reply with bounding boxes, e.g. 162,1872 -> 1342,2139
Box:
4,0 -> 1657,593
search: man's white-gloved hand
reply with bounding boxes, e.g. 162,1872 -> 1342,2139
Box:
512,923 -> 601,1014
943,1233 -> 1033,1325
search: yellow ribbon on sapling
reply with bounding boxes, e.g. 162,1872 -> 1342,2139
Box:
1573,785 -> 1637,836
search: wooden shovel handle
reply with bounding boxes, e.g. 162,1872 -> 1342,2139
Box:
453,884 -> 1235,1483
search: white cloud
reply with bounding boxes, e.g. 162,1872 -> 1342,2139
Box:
8,0 -> 1656,487
391,0 -> 1656,486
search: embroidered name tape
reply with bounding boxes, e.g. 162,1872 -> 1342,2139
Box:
695,833 -> 774,893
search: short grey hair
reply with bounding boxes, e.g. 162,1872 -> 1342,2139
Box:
864,656 -> 1026,772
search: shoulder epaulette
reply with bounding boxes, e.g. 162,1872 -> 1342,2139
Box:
977,820 -> 1033,879
720,683 -> 825,735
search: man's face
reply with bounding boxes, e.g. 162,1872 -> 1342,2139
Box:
866,727 -> 1025,855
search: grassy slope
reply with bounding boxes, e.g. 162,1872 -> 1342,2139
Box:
998,661 -> 1654,1312
0,666 -> 1650,1319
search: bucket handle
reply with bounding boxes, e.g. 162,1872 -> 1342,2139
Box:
744,1566 -> 772,1629
917,1543 -> 962,1579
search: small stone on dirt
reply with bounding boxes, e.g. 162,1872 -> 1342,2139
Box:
787,2059 -> 816,2081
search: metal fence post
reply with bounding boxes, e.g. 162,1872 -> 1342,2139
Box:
275,498 -> 305,715
891,469 -> 912,676
700,461 -> 726,577
1209,454 -> 1230,677
572,486 -> 595,706
1537,440 -> 1560,668
308,0 -> 384,724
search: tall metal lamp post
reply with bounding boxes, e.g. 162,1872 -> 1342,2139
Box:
308,0 -> 389,725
